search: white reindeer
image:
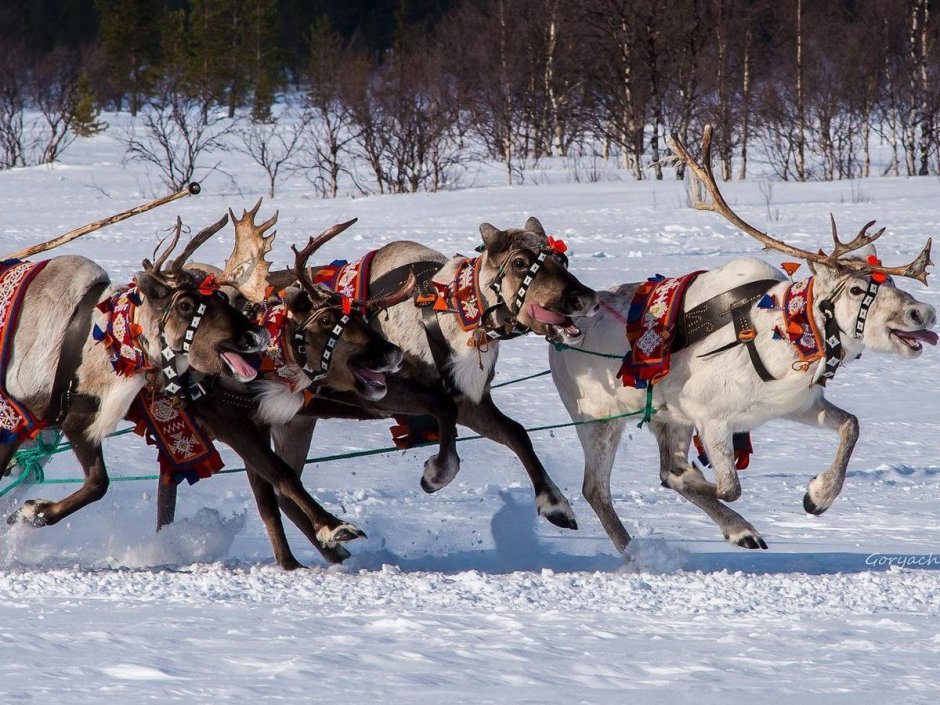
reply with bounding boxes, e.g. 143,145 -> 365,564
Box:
550,127 -> 937,552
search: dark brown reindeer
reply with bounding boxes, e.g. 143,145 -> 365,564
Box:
158,205 -> 411,566
0,215 -> 268,528
244,217 -> 599,566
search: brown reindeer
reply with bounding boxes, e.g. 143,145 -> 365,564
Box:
0,215 -> 268,528
242,217 -> 599,566
158,204 -> 411,566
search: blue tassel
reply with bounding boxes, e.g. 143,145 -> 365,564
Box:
772,328 -> 784,340
757,294 -> 775,309
648,274 -> 666,282
92,324 -> 105,341
329,259 -> 348,267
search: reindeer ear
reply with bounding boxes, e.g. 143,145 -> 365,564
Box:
135,271 -> 170,301
282,285 -> 313,316
524,217 -> 546,237
480,223 -> 511,254
861,243 -> 878,259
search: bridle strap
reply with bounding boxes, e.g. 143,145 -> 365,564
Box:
159,290 -> 210,399
293,308 -> 352,384
854,278 -> 880,338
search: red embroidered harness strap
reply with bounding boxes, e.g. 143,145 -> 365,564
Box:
0,259 -> 51,444
778,277 -> 844,385
95,283 -> 224,485
618,272 -> 703,388
127,390 -> 223,486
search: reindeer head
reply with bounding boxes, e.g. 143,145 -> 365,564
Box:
285,220 -> 406,401
810,247 -> 937,359
136,215 -> 269,385
670,125 -> 938,361
477,217 -> 598,344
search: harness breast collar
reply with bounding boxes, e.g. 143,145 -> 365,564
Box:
694,272 -> 879,386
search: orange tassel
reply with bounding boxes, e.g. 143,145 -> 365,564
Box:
433,296 -> 449,311
781,261 -> 801,277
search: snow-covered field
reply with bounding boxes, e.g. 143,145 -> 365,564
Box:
1,118 -> 939,703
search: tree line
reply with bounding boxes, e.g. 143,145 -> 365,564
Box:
2,0 -> 940,191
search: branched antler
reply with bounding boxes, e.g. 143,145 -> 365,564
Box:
667,125 -> 933,284
221,198 -> 278,302
171,214 -> 230,274
292,218 -> 359,303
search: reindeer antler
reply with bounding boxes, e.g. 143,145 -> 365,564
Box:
668,125 -> 933,284
170,214 -> 230,274
220,198 -> 278,302
360,271 -> 416,313
292,218 -> 359,303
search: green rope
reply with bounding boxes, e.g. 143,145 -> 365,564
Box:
491,369 -> 552,388
0,430 -> 63,499
552,341 -> 624,360
11,406 -> 656,487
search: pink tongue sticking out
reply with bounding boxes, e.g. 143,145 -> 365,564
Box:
527,303 -> 567,325
355,367 -> 386,385
909,329 -> 939,346
221,351 -> 258,382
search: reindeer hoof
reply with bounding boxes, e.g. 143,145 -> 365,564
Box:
420,453 -> 460,494
803,492 -> 827,516
725,526 -> 767,550
319,544 -> 352,564
7,500 -> 51,527
545,512 -> 578,530
316,523 -> 366,547
536,491 -> 578,530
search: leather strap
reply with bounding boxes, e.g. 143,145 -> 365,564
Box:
46,281 -> 108,423
421,306 -> 457,395
370,260 -> 444,302
676,278 -> 780,352
696,291 -> 778,382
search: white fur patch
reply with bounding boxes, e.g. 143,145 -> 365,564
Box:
446,343 -> 498,403
86,376 -> 147,444
255,380 -> 306,426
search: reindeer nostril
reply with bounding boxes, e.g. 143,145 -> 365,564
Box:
910,308 -> 924,327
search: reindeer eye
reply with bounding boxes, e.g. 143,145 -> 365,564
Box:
176,298 -> 196,317
850,286 -> 865,296
319,313 -> 335,328
512,256 -> 528,271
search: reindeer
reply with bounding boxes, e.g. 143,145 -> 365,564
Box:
549,126 -> 936,553
157,203 -> 410,567
158,214 -> 597,568
245,217 -> 599,558
0,215 -> 269,528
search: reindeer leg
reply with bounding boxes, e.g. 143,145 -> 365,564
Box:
785,397 -> 859,515
457,394 -> 577,530
156,481 -> 178,531
698,419 -> 742,501
309,382 -> 462,493
8,431 -> 109,527
652,420 -> 767,549
203,415 -> 365,548
574,417 -> 631,553
265,417 -> 351,566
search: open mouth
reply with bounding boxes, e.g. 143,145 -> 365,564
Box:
352,364 -> 388,398
527,303 -> 583,344
890,328 -> 939,352
219,350 -> 258,382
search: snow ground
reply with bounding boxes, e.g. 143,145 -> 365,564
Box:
1,116 -> 939,703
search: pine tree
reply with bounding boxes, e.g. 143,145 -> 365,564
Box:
246,0 -> 280,122
71,70 -> 107,137
94,0 -> 163,114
